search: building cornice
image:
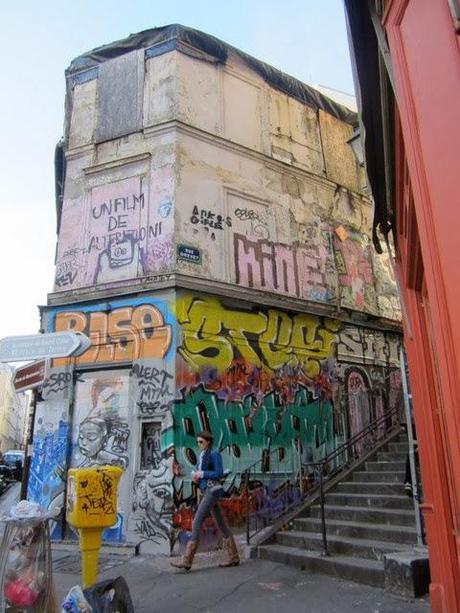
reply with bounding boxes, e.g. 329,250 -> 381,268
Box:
45,273 -> 401,333
83,152 -> 151,175
65,120 -> 370,203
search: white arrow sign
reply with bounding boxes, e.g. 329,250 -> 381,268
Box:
0,332 -> 91,362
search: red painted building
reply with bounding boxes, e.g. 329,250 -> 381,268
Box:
346,1 -> 460,611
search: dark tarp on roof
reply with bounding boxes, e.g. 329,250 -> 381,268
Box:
344,2 -> 391,252
66,23 -> 357,126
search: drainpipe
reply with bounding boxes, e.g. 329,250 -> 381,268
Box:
399,346 -> 424,547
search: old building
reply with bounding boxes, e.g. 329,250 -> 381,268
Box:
29,25 -> 402,552
0,364 -> 28,454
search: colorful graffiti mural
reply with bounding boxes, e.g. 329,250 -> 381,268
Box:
177,295 -> 339,379
170,385 -> 334,500
167,295 -> 340,544
52,298 -> 173,367
27,400 -> 68,515
29,292 -> 402,552
233,228 -> 399,319
167,295 -> 403,546
67,370 -> 131,542
28,367 -> 72,538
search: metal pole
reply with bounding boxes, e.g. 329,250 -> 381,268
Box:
399,346 -> 424,546
20,388 -> 38,500
319,466 -> 329,556
245,470 -> 250,545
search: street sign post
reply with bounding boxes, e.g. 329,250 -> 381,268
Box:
2,330 -> 92,502
0,331 -> 91,362
13,360 -> 48,393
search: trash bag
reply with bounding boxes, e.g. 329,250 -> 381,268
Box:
83,576 -> 134,613
0,500 -> 58,612
61,585 -> 92,612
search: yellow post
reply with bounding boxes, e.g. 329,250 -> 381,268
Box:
79,527 -> 103,588
66,466 -> 122,588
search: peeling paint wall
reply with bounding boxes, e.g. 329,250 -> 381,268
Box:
55,144 -> 175,292
56,46 -> 400,322
175,129 -> 399,319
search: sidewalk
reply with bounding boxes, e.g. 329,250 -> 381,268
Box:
52,548 -> 430,613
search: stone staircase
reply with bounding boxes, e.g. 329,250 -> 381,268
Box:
257,433 -> 417,588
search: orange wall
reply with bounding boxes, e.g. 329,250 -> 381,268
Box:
384,1 -> 460,611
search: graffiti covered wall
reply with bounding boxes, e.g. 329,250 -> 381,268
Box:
30,293 -> 176,551
169,293 -> 402,547
28,367 -> 72,538
55,170 -> 174,292
31,291 -> 402,552
173,94 -> 400,322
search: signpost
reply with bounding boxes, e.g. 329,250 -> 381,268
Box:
0,331 -> 92,501
13,360 -> 48,393
0,331 -> 91,362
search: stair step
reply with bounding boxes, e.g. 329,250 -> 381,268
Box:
337,481 -> 406,495
258,544 -> 384,588
309,504 -> 416,526
276,530 -> 411,561
352,471 -> 405,482
325,492 -> 413,510
377,452 -> 407,462
293,517 -> 417,545
388,442 -> 409,452
365,460 -> 406,472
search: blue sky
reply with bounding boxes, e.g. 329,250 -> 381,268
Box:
0,0 -> 354,341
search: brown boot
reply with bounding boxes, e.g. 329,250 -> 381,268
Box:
219,536 -> 240,567
170,540 -> 198,571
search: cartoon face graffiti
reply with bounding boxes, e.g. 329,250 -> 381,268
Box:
77,416 -> 129,470
132,462 -> 174,546
78,418 -> 109,460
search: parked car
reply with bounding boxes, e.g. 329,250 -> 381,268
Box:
0,450 -> 24,481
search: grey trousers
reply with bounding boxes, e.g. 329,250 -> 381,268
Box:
190,489 -> 231,542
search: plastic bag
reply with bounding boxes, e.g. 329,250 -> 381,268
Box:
61,585 -> 93,612
0,501 -> 58,612
83,577 -> 134,613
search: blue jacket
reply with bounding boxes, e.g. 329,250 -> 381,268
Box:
197,448 -> 224,492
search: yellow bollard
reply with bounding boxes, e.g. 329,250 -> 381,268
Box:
66,466 -> 122,588
79,527 -> 103,588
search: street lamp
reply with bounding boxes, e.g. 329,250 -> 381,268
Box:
347,129 -> 365,166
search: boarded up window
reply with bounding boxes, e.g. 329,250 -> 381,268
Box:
96,50 -> 144,143
140,421 -> 162,471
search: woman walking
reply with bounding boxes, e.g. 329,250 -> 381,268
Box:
171,431 -> 240,571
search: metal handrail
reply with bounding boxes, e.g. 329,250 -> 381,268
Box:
243,405 -> 400,548
321,405 -> 399,469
